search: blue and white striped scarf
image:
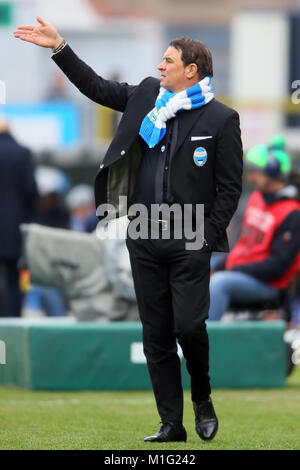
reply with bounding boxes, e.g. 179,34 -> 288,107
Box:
139,75 -> 214,148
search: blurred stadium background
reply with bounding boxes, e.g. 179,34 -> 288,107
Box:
1,0 -> 300,172
1,0 -> 300,450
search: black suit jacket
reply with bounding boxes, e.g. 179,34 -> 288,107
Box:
53,45 -> 243,251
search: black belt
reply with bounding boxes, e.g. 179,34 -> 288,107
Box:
128,215 -> 186,232
128,216 -> 169,231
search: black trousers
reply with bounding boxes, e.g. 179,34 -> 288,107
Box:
126,229 -> 211,424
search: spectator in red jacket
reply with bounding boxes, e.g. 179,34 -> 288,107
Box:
208,143 -> 300,321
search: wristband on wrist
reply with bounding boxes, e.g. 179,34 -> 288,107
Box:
52,39 -> 66,54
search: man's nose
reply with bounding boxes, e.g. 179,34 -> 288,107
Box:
157,62 -> 164,71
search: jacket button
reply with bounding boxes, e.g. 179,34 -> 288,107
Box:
120,150 -> 126,156
100,164 -> 104,169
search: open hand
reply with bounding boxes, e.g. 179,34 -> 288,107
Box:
13,16 -> 63,49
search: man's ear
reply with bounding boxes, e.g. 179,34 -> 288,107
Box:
185,63 -> 198,79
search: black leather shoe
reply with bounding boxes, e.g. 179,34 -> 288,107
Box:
144,422 -> 187,442
193,397 -> 218,441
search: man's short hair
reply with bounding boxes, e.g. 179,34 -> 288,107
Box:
169,37 -> 213,80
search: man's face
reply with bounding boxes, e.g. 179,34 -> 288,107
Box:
246,170 -> 274,192
157,46 -> 194,93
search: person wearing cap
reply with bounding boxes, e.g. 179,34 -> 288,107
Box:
66,184 -> 98,233
269,134 -> 286,152
34,165 -> 70,229
208,143 -> 300,321
0,117 -> 37,316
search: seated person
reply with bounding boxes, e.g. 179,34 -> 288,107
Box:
208,143 -> 300,321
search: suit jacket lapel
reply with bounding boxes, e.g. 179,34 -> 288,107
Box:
124,79 -> 160,140
135,80 -> 160,128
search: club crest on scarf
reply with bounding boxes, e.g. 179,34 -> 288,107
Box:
149,108 -> 159,123
139,75 -> 214,148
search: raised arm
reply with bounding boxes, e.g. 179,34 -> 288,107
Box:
13,16 -> 136,112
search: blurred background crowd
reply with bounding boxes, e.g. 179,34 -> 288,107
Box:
1,0 -> 300,325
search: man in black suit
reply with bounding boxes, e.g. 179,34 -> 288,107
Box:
0,118 -> 36,316
14,17 -> 243,442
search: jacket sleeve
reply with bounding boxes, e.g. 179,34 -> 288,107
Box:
52,44 -> 137,112
204,111 -> 243,247
231,210 -> 300,281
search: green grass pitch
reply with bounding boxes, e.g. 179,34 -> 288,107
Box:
0,366 -> 299,450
